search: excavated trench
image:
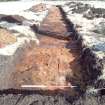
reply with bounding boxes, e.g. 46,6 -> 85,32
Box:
0,4 -> 104,105
10,6 -> 84,96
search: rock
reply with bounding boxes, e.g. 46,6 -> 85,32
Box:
93,43 -> 105,52
67,2 -> 91,14
103,14 -> 105,18
83,9 -> 94,19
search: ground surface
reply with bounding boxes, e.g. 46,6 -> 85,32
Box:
0,28 -> 16,48
29,3 -> 47,12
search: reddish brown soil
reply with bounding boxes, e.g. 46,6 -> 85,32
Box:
13,7 -> 82,91
0,28 -> 17,48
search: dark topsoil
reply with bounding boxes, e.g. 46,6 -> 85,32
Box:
0,90 -> 105,105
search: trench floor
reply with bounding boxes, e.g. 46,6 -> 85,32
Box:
13,6 -> 82,92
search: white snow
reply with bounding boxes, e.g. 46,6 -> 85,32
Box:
19,10 -> 48,22
0,1 -> 36,15
80,1 -> 105,9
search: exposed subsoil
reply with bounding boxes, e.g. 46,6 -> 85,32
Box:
12,6 -> 83,95
0,28 -> 17,48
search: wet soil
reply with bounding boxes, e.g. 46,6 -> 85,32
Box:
13,6 -> 82,93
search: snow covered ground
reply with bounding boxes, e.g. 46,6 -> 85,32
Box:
62,1 -> 105,88
62,1 -> 105,55
0,1 -> 66,15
